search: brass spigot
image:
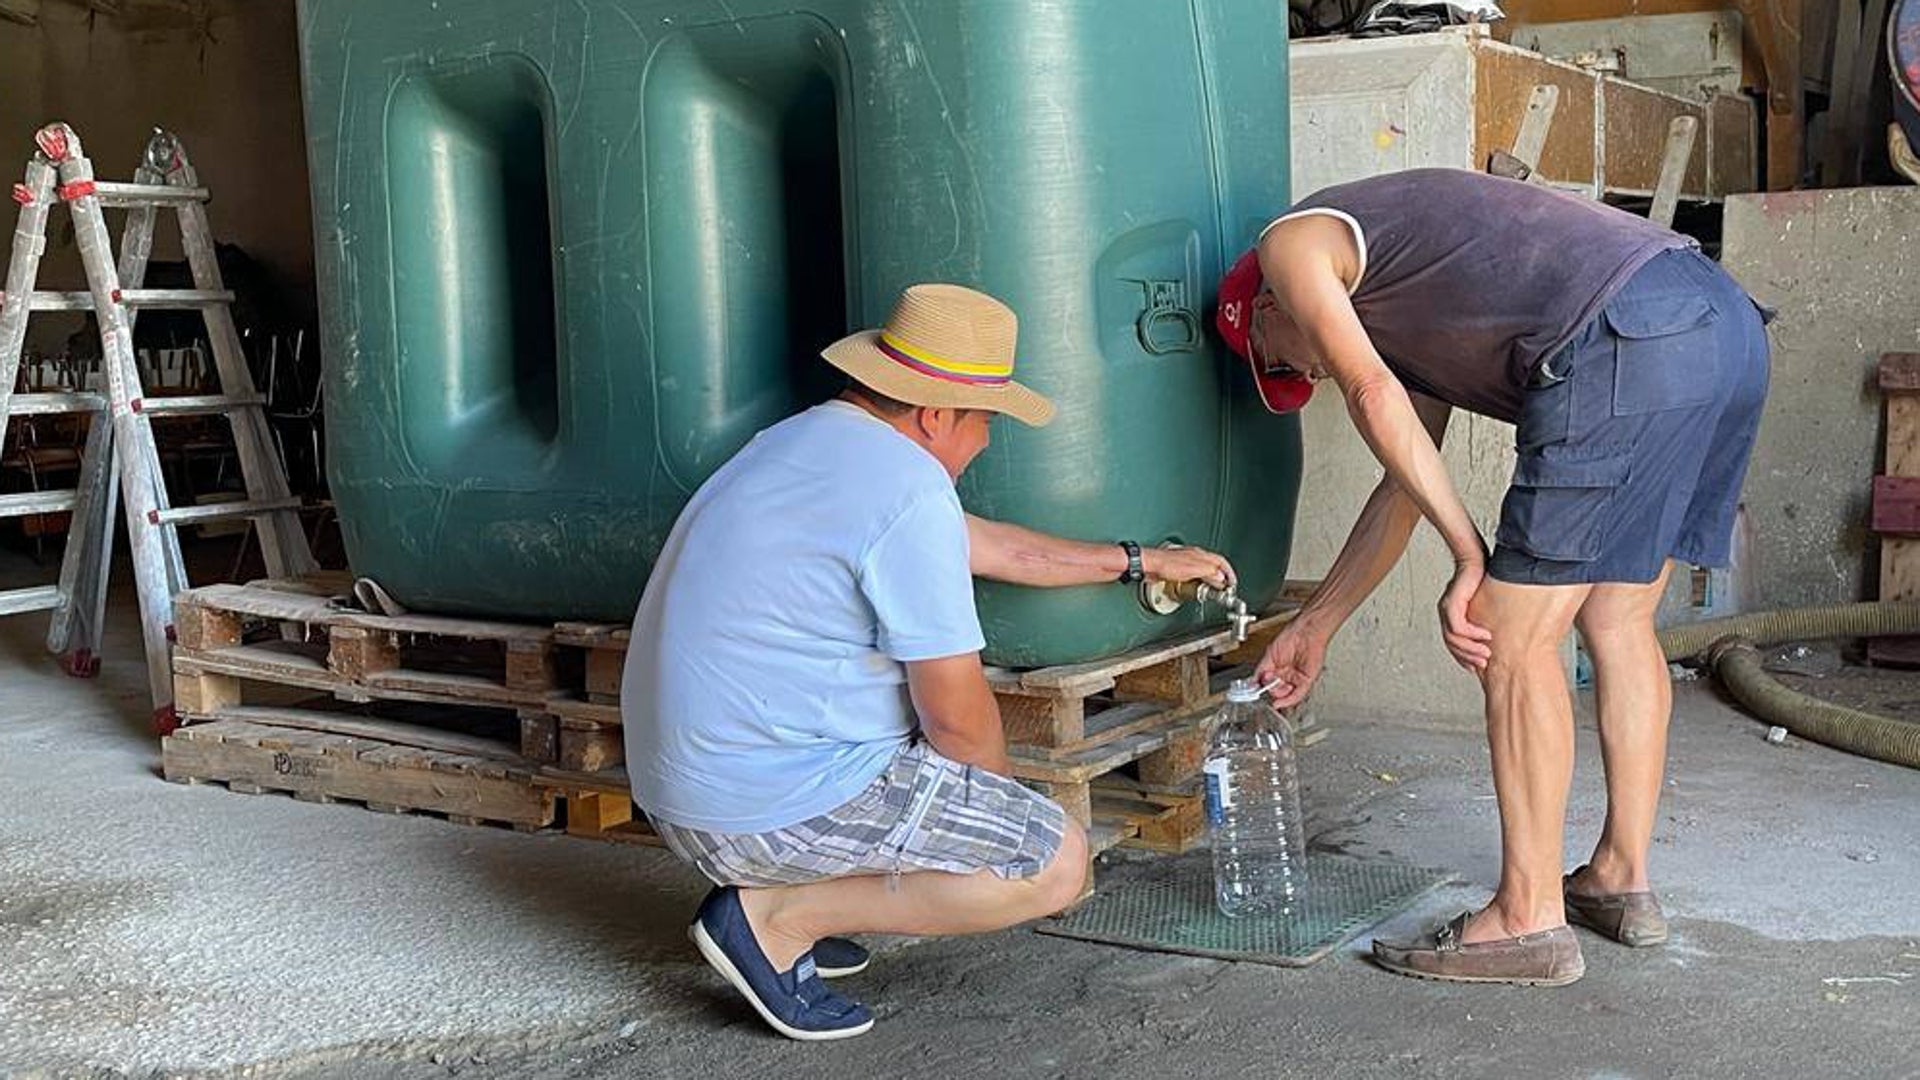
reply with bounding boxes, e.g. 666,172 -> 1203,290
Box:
1139,555 -> 1253,644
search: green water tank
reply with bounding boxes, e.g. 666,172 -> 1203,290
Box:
298,0 -> 1300,668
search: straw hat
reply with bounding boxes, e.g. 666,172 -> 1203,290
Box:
822,283 -> 1055,427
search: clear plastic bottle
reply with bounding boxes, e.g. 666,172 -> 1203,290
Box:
1204,677 -> 1307,918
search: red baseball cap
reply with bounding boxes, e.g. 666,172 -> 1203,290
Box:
1215,247 -> 1314,414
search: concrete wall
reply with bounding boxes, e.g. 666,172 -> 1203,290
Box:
1721,187 -> 1920,608
1291,395 -> 1520,720
0,0 -> 313,353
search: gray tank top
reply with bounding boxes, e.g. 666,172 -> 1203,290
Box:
1291,168 -> 1692,422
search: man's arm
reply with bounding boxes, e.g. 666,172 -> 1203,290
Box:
1256,395 -> 1452,706
1259,220 -> 1492,669
905,652 -> 1011,775
967,515 -> 1235,589
1290,393 -> 1451,640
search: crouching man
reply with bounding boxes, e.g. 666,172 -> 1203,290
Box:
622,283 -> 1237,1040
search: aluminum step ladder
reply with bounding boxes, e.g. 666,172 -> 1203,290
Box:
0,124 -> 315,732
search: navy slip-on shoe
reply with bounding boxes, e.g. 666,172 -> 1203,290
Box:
688,887 -> 875,1041
812,936 -> 870,979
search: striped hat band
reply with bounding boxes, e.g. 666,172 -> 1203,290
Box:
876,332 -> 1013,386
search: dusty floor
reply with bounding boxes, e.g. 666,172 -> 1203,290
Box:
2,550 -> 1918,1079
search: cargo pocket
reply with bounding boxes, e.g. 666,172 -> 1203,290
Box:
1603,292 -> 1720,416
1495,446 -> 1632,563
1515,362 -> 1574,451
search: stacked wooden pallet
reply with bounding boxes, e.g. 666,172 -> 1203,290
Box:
992,603 -> 1319,857
162,575 -> 651,844
162,576 -> 1325,880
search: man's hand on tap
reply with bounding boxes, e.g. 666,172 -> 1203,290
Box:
1142,545 -> 1236,591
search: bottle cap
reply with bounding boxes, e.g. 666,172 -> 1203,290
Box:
1226,677 -> 1264,703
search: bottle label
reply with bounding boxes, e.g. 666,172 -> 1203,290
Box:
1203,756 -> 1233,826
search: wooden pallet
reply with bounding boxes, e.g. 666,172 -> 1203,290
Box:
160,708 -> 663,846
171,580 -> 569,714
1873,353 -> 1920,666
986,588 -> 1312,754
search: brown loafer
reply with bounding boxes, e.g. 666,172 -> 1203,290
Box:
1372,912 -> 1585,986
1563,867 -> 1669,947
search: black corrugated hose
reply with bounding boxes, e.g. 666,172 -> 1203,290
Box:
1653,602 -> 1920,771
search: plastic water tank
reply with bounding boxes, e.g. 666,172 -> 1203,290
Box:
299,0 -> 1301,667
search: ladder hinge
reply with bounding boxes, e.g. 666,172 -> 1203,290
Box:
57,179 -> 96,202
34,124 -> 72,163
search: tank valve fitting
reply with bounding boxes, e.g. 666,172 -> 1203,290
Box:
1140,559 -> 1254,644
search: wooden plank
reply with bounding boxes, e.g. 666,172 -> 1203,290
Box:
519,712 -> 559,763
1879,353 -> 1920,393
1706,92 -> 1759,198
359,667 -> 549,707
1070,700 -> 1177,749
1872,475 -> 1920,535
180,704 -> 525,762
551,622 -> 629,649
179,582 -> 555,643
1649,115 -> 1700,227
1601,78 -> 1710,196
1092,781 -> 1207,854
558,717 -> 624,772
1137,725 -> 1211,787
247,570 -> 355,597
1473,41 -> 1600,191
1009,710 -> 1212,785
161,720 -> 558,828
531,763 -> 633,795
1113,652 -> 1210,708
504,641 -> 557,694
174,646 -> 550,713
548,698 -> 621,725
327,626 -> 398,681
993,608 -> 1298,696
173,670 -> 240,715
584,649 -> 624,701
1025,779 -> 1093,829
997,693 -> 1085,747
172,601 -> 241,651
564,788 -> 636,836
1821,0 -> 1864,186
177,582 -> 337,623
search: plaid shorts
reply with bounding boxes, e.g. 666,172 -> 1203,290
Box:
651,741 -> 1069,888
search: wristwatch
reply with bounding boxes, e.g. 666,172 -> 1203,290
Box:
1117,540 -> 1144,584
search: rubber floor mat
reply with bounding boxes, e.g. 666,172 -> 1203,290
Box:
1037,851 -> 1454,967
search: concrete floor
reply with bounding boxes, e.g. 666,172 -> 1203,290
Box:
3,551 -> 1919,1079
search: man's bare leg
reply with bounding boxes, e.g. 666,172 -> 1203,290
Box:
1462,577 -> 1591,944
1569,563 -> 1674,896
737,820 -> 1090,970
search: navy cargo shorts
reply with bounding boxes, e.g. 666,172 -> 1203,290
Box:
1488,247 -> 1771,586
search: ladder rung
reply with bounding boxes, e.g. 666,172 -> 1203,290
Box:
0,584 -> 63,618
0,490 -> 78,518
8,392 -> 105,416
137,393 -> 264,417
91,181 -> 211,207
27,288 -> 234,311
152,496 -> 301,527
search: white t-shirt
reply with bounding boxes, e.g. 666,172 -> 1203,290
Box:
621,401 -> 986,833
